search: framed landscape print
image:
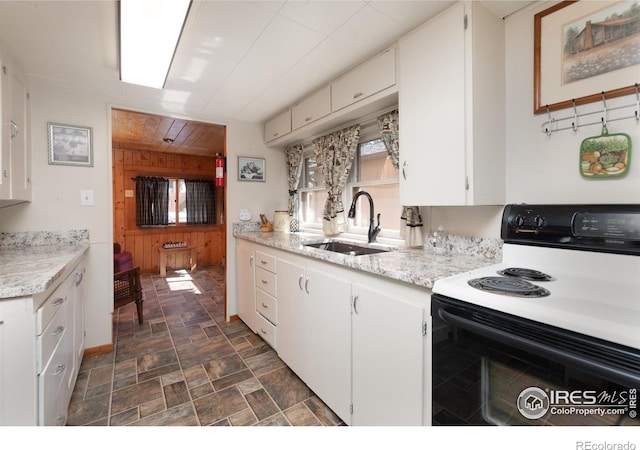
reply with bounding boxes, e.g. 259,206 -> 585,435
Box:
238,156 -> 265,182
534,1 -> 640,114
47,122 -> 93,166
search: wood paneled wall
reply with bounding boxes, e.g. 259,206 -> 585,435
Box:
113,148 -> 226,273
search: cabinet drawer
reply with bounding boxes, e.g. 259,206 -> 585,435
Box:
255,313 -> 276,349
255,251 -> 276,274
36,275 -> 73,336
292,86 -> 331,130
332,47 -> 396,112
255,267 -> 277,298
39,328 -> 73,425
256,289 -> 277,325
37,297 -> 71,373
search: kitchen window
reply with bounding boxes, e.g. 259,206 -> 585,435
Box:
299,128 -> 400,238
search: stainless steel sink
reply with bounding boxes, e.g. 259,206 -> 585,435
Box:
304,240 -> 391,256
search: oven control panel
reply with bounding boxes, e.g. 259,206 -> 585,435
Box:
502,204 -> 640,255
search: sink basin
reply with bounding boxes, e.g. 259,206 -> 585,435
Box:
304,240 -> 390,256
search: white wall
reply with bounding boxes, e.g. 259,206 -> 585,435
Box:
225,121 -> 287,320
0,77 -> 281,348
505,2 -> 640,204
0,83 -> 113,348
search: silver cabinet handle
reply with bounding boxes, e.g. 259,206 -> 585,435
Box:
261,302 -> 268,308
305,116 -> 312,122
53,297 -> 65,307
52,326 -> 65,336
304,277 -> 310,294
57,415 -> 66,425
298,274 -> 304,291
75,269 -> 84,286
353,295 -> 360,315
54,364 -> 66,376
261,279 -> 268,284
260,259 -> 268,265
2,170 -> 7,178
402,160 -> 408,180
249,255 -> 254,267
261,328 -> 268,335
353,92 -> 363,99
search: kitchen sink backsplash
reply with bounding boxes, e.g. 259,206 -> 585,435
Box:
437,234 -> 502,260
0,229 -> 89,248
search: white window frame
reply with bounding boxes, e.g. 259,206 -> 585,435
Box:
297,111 -> 402,242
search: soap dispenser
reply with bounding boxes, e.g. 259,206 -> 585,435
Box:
432,226 -> 446,255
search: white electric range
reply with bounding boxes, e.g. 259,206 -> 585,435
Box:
430,204 -> 640,426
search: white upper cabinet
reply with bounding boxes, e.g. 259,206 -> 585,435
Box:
264,108 -> 291,143
0,60 -> 32,207
398,1 -> 505,206
292,86 -> 331,131
331,47 -> 396,113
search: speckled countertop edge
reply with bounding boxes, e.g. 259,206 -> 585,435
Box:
233,230 -> 502,289
0,230 -> 89,299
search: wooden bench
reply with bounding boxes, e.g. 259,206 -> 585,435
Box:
158,246 -> 197,277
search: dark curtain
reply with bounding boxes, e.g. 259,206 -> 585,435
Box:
185,179 -> 216,225
135,177 -> 169,227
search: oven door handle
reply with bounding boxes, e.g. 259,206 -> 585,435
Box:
437,307 -> 640,387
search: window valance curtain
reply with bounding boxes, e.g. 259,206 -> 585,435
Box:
135,176 -> 169,227
185,179 -> 216,225
377,110 -> 424,247
312,125 -> 361,235
285,144 -> 305,232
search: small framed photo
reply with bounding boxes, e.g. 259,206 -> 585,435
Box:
238,156 -> 265,182
48,122 -> 93,167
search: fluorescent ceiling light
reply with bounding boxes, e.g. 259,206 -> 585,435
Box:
119,0 -> 191,89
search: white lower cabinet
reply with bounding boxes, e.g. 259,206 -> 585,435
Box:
277,256 -> 352,424
351,280 -> 426,425
0,255 -> 86,425
242,242 -> 430,426
236,242 -> 257,333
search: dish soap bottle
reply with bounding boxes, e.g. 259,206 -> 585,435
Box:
432,226 -> 446,255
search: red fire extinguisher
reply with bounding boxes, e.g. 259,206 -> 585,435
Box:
215,153 -> 225,187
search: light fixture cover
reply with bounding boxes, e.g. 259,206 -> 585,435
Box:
120,0 -> 191,89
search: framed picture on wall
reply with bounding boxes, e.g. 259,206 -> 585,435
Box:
47,122 -> 94,166
534,1 -> 640,114
238,156 -> 265,182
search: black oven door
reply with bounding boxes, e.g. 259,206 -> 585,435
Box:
431,294 -> 640,426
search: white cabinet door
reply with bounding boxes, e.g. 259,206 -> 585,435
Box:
264,109 -> 291,143
236,244 -> 257,333
304,266 -> 352,425
275,257 -> 305,378
399,3 -> 465,206
331,47 -> 396,112
398,1 -> 504,206
292,86 -> 331,130
351,282 -> 425,425
0,61 -> 10,199
9,70 -> 30,202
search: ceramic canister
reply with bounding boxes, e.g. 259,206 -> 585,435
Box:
273,211 -> 290,232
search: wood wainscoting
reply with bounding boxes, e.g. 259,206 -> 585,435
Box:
113,148 -> 226,274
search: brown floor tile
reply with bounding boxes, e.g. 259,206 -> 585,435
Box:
67,266 -> 341,427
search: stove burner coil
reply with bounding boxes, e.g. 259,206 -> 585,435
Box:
497,267 -> 552,281
468,276 -> 550,298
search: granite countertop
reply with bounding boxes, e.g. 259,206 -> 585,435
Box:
0,230 -> 90,299
233,229 -> 502,289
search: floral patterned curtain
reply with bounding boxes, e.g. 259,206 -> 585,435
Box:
285,144 -> 305,232
378,110 -> 424,247
312,125 -> 361,235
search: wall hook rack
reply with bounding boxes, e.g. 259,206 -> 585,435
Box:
541,83 -> 640,135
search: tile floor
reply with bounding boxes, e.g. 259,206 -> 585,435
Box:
67,265 -> 343,426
